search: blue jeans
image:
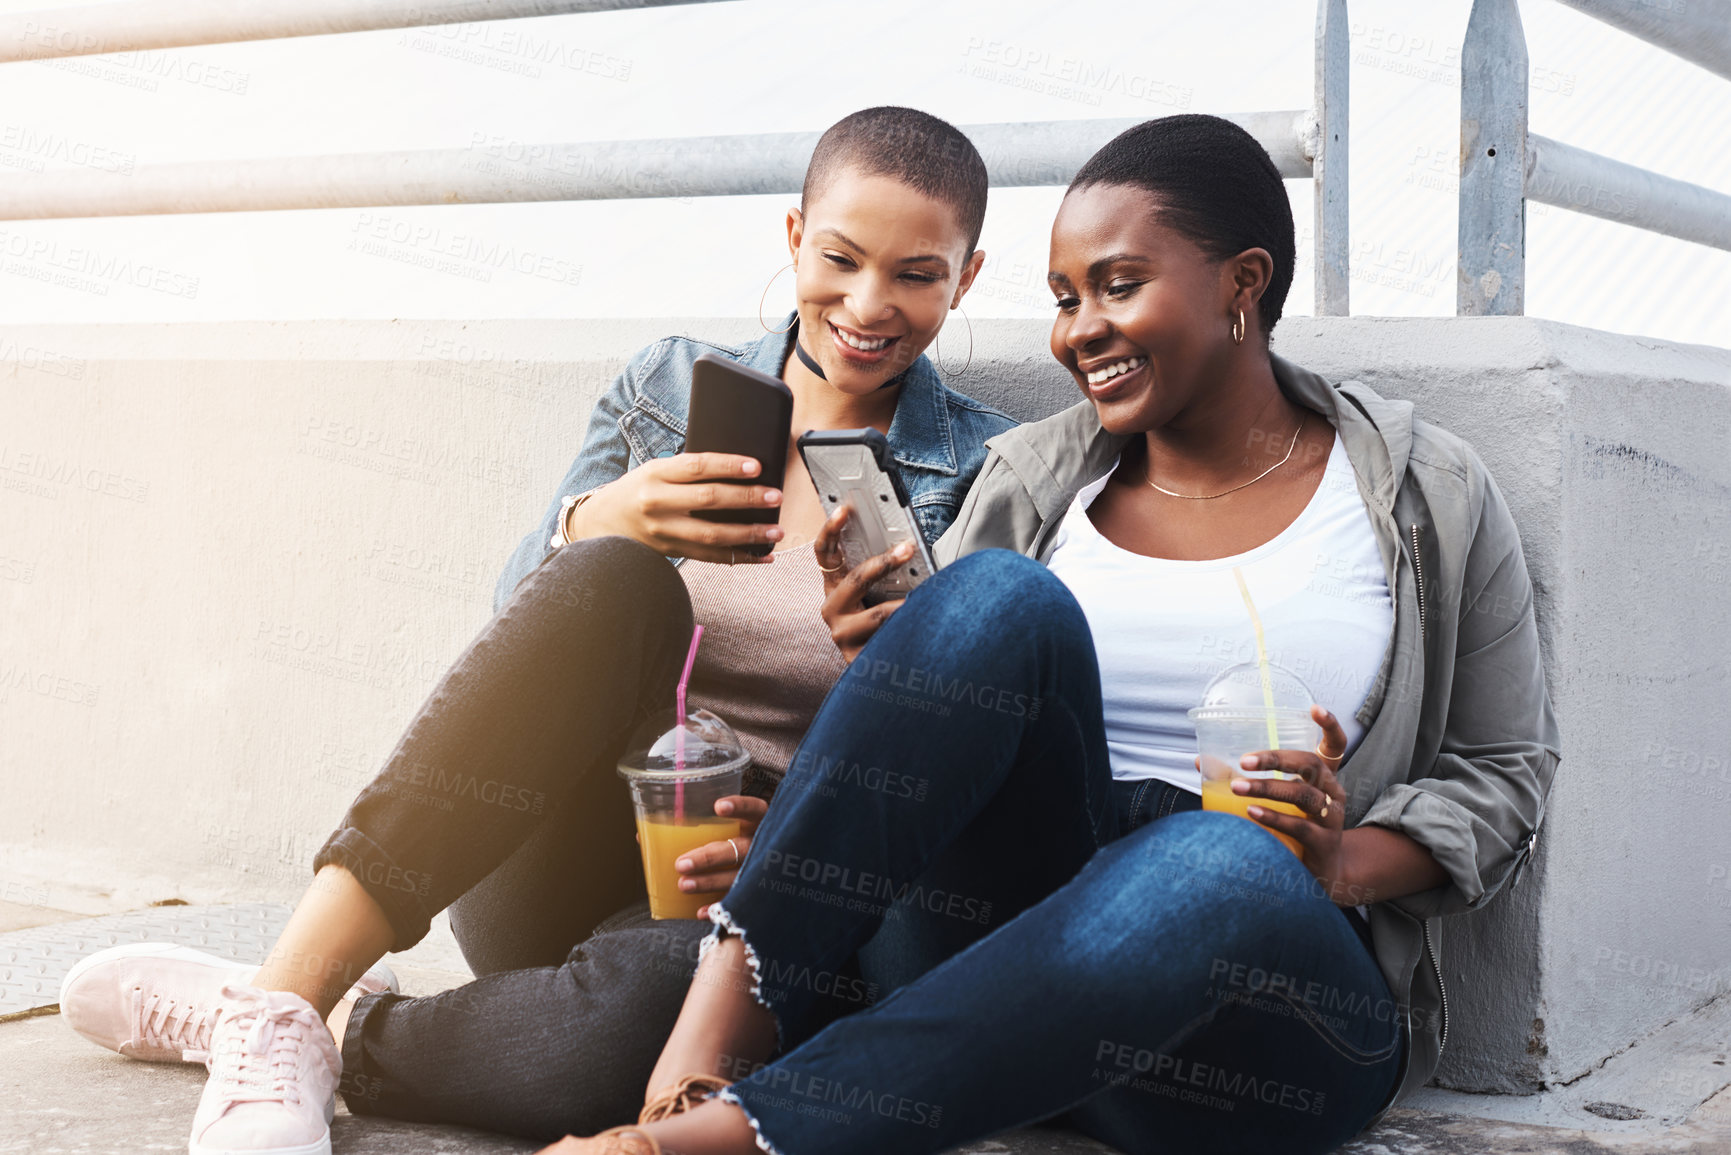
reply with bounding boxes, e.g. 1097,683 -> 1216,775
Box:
710,550 -> 1404,1155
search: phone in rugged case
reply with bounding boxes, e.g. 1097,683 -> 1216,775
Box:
684,352 -> 794,557
798,428 -> 938,605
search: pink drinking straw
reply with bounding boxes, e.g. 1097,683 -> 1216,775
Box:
673,624 -> 705,823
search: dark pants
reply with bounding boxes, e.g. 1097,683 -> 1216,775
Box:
338,901 -> 711,1139
314,537 -> 729,1138
712,550 -> 1404,1155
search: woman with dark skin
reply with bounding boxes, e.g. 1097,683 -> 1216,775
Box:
1039,186 -> 1447,899
542,114 -> 1556,1155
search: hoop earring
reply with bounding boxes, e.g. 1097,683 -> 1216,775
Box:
1230,308 -> 1246,346
934,305 -> 973,377
759,263 -> 797,334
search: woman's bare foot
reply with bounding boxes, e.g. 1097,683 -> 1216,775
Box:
645,934 -> 777,1101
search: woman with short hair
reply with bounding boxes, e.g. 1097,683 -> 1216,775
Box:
58,106 -> 1015,1155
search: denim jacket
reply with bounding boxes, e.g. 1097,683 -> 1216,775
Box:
495,315 -> 1016,612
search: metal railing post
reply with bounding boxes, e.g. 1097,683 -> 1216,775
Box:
1313,0 -> 1349,317
1458,0 -> 1529,316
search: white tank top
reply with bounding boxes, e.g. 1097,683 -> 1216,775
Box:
1045,434 -> 1393,791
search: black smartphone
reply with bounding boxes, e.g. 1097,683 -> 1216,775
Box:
684,352 -> 794,558
798,428 -> 939,605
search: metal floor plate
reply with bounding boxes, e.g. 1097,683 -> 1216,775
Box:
0,903 -> 291,1016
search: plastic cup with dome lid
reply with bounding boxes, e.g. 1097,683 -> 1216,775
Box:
1187,661 -> 1322,859
617,707 -> 750,919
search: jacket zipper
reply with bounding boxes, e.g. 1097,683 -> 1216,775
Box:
1409,523 -> 1427,634
1423,918 -> 1450,1055
1411,520 -> 1445,1053
1510,809 -> 1543,890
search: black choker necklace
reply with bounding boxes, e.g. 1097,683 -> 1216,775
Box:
792,320 -> 910,391
793,336 -> 828,381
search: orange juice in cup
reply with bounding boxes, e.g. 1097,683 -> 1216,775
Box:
1197,771 -> 1308,858
636,813 -> 745,920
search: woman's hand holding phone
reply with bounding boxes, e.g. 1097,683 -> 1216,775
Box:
568,453 -> 784,564
817,504 -> 916,663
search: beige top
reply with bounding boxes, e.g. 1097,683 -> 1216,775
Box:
677,542 -> 847,793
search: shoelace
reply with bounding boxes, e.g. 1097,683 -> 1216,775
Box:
193,992 -> 320,1108
132,989 -> 217,1056
640,1073 -> 729,1124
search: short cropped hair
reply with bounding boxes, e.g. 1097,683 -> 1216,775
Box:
1069,114 -> 1296,338
801,106 -> 989,257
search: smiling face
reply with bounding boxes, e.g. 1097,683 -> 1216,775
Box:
1047,183 -> 1266,436
788,168 -> 983,394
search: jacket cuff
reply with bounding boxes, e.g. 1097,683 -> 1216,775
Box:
1358,784 -> 1490,917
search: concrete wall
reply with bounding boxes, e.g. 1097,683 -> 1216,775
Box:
1,315 -> 1727,1094
1274,320 -> 1731,1094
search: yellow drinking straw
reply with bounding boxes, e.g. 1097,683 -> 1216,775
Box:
1230,567 -> 1282,755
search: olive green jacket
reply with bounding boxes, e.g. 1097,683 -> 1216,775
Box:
934,353 -> 1561,1120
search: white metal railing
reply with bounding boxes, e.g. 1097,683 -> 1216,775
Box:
0,0 -> 1353,315
0,0 -> 732,62
1555,0 -> 1731,83
1458,0 -> 1731,315
0,113 -> 1318,217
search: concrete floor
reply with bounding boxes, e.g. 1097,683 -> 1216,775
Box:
2,900 -> 1727,1155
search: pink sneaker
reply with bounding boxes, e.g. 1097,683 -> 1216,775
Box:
59,942 -> 396,1063
187,984 -> 340,1155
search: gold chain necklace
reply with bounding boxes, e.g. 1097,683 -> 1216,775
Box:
1144,413 -> 1305,500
